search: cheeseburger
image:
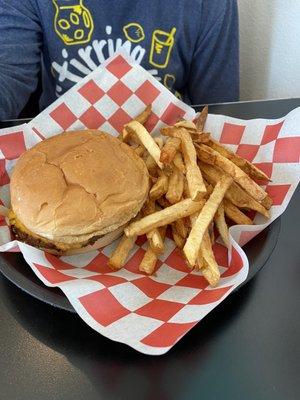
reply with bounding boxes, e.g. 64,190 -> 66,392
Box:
9,130 -> 149,255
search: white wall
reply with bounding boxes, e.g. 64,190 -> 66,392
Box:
238,0 -> 300,100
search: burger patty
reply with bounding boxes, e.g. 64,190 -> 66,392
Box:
11,223 -> 103,255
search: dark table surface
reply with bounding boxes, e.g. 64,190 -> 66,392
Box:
1,98 -> 299,400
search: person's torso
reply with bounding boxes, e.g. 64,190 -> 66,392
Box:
35,0 -> 202,107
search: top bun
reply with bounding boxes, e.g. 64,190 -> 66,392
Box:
10,130 -> 149,244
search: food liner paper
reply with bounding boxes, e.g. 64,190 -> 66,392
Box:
0,52 -> 299,355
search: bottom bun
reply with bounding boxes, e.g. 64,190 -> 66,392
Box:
42,225 -> 125,256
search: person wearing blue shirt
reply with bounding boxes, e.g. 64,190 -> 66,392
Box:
0,0 -> 239,119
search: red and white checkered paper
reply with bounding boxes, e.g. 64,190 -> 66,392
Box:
0,52 -> 299,355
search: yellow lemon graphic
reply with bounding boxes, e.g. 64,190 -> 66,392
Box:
123,23 -> 145,43
149,27 -> 176,68
53,0 -> 94,45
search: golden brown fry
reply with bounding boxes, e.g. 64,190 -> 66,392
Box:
160,137 -> 181,164
200,230 -> 220,287
173,151 -> 186,173
183,175 -> 232,266
126,121 -> 163,169
207,139 -> 270,181
200,162 -> 270,217
147,229 -> 164,254
173,218 -> 188,239
171,225 -> 186,249
139,247 -> 158,274
214,202 -> 229,247
108,234 -> 137,270
175,120 -> 197,130
195,105 -> 208,131
135,104 -> 152,125
139,227 -> 166,274
150,172 -> 168,200
122,106 -> 151,143
261,195 -> 273,210
166,167 -> 184,204
145,154 -> 158,176
175,128 -> 206,200
125,198 -> 205,237
223,198 -> 253,225
191,132 -> 211,143
197,144 -> 267,203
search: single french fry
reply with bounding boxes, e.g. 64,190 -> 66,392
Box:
139,247 -> 157,274
160,137 -> 181,164
200,162 -> 270,217
214,202 -> 229,247
145,154 -> 158,176
139,227 -> 166,274
173,151 -> 186,173
197,144 -> 268,203
191,132 -> 211,144
150,172 -> 168,200
207,139 -> 270,181
195,105 -> 208,131
260,195 -> 273,210
125,198 -> 205,237
135,104 -> 152,125
147,228 -> 164,254
175,120 -> 197,130
171,224 -> 186,249
166,167 -> 184,204
223,199 -> 253,225
108,234 -> 137,270
174,128 -> 206,200
183,175 -> 233,266
122,106 -> 152,142
200,230 -> 220,287
173,218 -> 188,239
126,121 -> 163,169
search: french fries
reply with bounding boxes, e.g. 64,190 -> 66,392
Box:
183,175 -> 233,266
195,105 -> 208,131
173,151 -> 186,173
160,137 -> 181,164
113,105 -> 272,287
200,230 -> 220,287
126,121 -> 163,169
200,162 -> 270,217
108,234 -> 137,270
171,224 -> 186,249
223,199 -> 253,225
150,172 -> 168,200
147,228 -> 164,254
125,198 -> 205,237
166,167 -> 184,204
140,227 -> 166,274
214,202 -> 229,247
207,139 -> 270,181
197,144 -> 268,203
122,105 -> 152,142
175,128 -> 206,200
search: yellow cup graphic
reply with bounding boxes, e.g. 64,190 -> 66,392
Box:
149,27 -> 176,68
53,0 -> 94,45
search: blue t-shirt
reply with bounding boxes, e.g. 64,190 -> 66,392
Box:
0,0 -> 239,119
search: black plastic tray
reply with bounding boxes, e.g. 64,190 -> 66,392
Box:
0,218 -> 281,312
